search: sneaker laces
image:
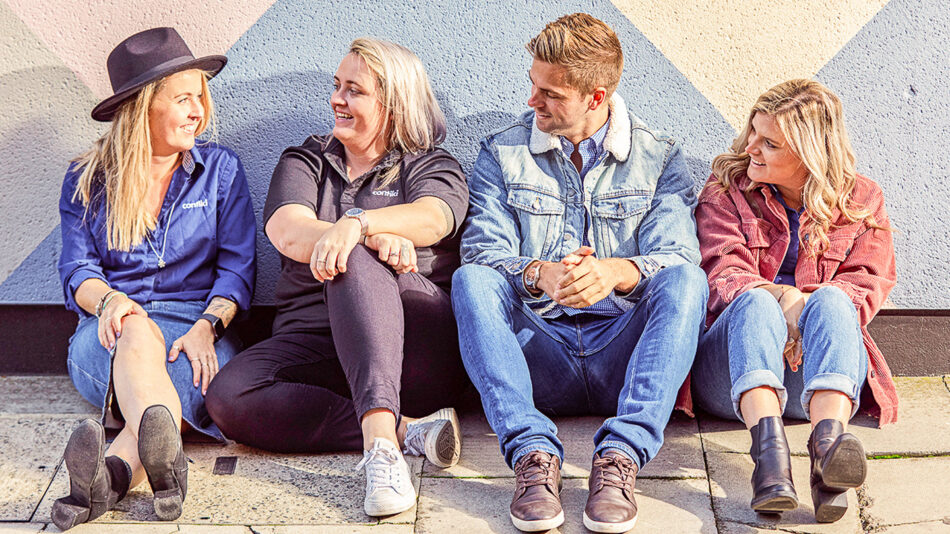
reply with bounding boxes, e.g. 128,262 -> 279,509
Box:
402,420 -> 433,457
356,445 -> 406,492
592,454 -> 635,491
515,451 -> 557,489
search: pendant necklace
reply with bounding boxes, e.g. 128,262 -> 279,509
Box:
145,199 -> 177,268
145,158 -> 181,269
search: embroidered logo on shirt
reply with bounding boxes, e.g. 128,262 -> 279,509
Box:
372,190 -> 399,197
181,199 -> 209,210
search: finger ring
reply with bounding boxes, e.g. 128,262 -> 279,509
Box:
315,259 -> 326,264
172,345 -> 181,351
389,251 -> 399,257
200,361 -> 207,367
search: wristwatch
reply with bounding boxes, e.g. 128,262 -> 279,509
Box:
344,208 -> 369,238
524,261 -> 543,295
200,313 -> 226,341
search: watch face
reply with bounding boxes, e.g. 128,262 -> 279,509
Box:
345,208 -> 364,217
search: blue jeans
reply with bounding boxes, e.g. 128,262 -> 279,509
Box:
692,286 -> 867,423
451,263 -> 707,470
67,300 -> 242,441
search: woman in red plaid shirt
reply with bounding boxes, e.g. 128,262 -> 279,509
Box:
693,79 -> 896,523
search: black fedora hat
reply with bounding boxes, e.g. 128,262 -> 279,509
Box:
91,27 -> 227,122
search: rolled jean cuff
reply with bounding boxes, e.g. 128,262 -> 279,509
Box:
731,370 -> 787,424
594,440 -> 642,470
511,439 -> 562,470
801,373 -> 861,420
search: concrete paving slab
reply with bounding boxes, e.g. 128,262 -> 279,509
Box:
705,452 -> 862,533
0,376 -> 97,415
178,526 -> 254,533
423,412 -> 705,479
699,377 -> 950,456
415,475 -> 716,533
36,443 -> 422,525
253,526 -> 413,533
849,377 -> 950,456
45,524 -> 178,533
880,521 -> 950,533
861,457 -> 950,527
0,524 -> 44,533
0,416 -> 85,521
881,521 -> 950,534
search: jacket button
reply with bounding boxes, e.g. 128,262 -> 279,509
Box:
564,233 -> 573,241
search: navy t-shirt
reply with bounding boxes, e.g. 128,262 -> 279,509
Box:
263,134 -> 469,334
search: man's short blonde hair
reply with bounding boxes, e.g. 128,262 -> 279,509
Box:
526,13 -> 624,96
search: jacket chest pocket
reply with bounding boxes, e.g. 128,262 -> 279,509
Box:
819,236 -> 853,280
740,219 -> 775,269
507,186 -> 564,259
591,193 -> 650,254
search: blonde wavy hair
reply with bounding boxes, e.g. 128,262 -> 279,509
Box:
348,37 -> 446,185
711,79 -> 882,256
72,70 -> 216,251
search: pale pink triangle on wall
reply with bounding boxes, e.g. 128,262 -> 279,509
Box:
5,0 -> 277,99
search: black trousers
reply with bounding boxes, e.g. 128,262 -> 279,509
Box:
206,245 -> 468,453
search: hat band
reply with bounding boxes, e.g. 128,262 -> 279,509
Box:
112,55 -> 198,95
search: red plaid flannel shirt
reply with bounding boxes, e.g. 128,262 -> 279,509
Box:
676,172 -> 898,426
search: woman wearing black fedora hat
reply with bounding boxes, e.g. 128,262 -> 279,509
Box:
53,27 -> 256,529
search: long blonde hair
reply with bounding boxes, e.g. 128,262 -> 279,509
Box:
711,79 -> 881,256
348,38 -> 446,185
72,71 -> 216,251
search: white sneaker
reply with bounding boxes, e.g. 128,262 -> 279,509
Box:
402,407 -> 461,468
356,437 -> 416,516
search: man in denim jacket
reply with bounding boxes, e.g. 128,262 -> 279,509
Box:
451,13 -> 708,533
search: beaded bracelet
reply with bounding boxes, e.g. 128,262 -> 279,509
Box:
97,291 -> 126,318
95,289 -> 119,317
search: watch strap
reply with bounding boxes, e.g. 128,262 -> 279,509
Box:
200,313 -> 225,341
524,261 -> 543,294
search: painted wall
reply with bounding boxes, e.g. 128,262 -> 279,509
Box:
1,0 -> 947,308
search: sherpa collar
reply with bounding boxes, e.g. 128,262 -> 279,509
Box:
528,93 -> 632,162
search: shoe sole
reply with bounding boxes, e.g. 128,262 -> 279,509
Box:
364,493 -> 417,517
139,406 -> 186,521
425,411 -> 461,468
51,420 -> 106,531
751,492 -> 799,513
820,433 -> 866,490
583,511 -> 638,533
510,509 -> 564,532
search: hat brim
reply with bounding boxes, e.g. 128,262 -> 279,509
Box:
91,55 -> 228,122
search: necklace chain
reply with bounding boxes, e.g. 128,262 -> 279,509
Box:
144,158 -> 181,269
145,197 -> 177,269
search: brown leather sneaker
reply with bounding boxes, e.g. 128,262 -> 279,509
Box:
509,451 -> 564,532
584,451 -> 639,533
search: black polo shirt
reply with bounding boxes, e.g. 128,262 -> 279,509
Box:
263,134 -> 468,334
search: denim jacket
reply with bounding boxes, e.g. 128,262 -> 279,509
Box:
460,94 -> 700,317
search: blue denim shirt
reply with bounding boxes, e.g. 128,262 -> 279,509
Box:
58,143 -> 257,317
460,94 -> 700,317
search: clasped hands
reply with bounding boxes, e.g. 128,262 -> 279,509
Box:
310,217 -> 417,282
533,246 -> 638,308
773,285 -> 810,373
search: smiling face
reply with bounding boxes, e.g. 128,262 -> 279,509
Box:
745,112 -> 809,196
527,59 -> 596,143
331,53 -> 388,158
148,69 -> 205,157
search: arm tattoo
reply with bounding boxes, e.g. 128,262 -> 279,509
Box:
435,198 -> 454,240
204,296 -> 238,327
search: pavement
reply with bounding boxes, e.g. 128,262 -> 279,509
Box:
0,375 -> 948,534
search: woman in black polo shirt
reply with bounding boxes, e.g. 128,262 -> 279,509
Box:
206,38 -> 469,517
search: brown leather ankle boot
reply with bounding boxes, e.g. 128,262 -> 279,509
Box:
749,416 -> 798,513
808,419 -> 867,523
